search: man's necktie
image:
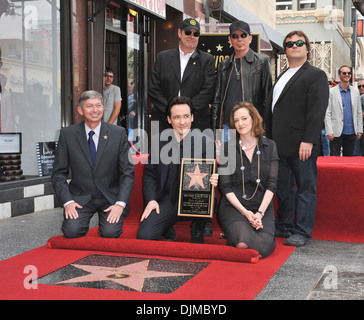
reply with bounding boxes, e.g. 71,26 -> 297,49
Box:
88,131 -> 99,196
88,131 -> 96,164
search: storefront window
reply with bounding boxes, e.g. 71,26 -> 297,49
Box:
0,0 -> 61,176
127,11 -> 143,152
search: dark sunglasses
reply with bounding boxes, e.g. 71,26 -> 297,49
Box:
341,71 -> 352,76
358,85 -> 364,88
184,30 -> 200,37
231,33 -> 248,39
285,40 -> 306,48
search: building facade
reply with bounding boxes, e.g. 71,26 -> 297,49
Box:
275,0 -> 364,82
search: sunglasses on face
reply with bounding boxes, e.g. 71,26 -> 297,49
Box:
285,40 -> 306,48
358,85 -> 364,88
231,33 -> 248,39
341,72 -> 352,76
184,30 -> 200,37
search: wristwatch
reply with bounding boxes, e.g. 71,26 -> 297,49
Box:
257,210 -> 264,217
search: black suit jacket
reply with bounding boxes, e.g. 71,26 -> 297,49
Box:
265,61 -> 329,157
143,130 -> 215,204
148,48 -> 216,130
52,121 -> 135,213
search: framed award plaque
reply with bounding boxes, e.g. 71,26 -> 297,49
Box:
177,158 -> 216,218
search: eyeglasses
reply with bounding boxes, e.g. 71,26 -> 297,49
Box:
104,74 -> 114,78
231,33 -> 248,39
341,72 -> 352,76
285,40 -> 306,48
184,30 -> 200,37
358,85 -> 364,88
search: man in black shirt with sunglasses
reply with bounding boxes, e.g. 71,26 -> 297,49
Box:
211,20 -> 272,140
149,18 -> 215,133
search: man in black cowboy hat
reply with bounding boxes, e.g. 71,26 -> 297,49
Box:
149,17 -> 216,132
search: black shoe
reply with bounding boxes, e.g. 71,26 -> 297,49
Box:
284,234 -> 307,247
162,227 -> 177,241
204,221 -> 213,237
191,230 -> 204,244
275,229 -> 292,238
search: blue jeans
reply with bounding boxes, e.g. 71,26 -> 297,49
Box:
321,129 -> 330,156
275,156 -> 318,241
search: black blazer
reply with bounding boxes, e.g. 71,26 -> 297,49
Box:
148,48 -> 216,130
52,121 -> 135,212
265,61 -> 329,157
143,130 -> 215,204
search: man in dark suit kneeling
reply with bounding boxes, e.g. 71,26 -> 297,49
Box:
137,96 -> 218,244
52,90 -> 135,238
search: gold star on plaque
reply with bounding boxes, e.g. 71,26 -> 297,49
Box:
216,44 -> 223,52
104,135 -> 108,140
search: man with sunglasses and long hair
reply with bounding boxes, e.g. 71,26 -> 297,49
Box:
265,30 -> 329,247
325,65 -> 363,156
149,18 -> 215,133
211,20 -> 272,139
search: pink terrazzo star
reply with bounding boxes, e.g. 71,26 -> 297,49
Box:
57,259 -> 193,292
186,164 -> 208,188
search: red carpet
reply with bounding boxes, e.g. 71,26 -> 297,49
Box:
47,235 -> 260,264
312,156 -> 364,243
0,238 -> 294,300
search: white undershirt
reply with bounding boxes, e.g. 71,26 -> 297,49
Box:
272,65 -> 302,112
179,46 -> 194,96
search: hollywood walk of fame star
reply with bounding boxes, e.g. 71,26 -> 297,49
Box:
186,164 -> 208,188
56,259 -> 193,292
216,44 -> 223,51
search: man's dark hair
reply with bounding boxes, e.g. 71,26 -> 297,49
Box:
283,30 -> 311,59
105,67 -> 114,74
166,96 -> 195,118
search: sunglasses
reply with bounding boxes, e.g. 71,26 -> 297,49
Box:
341,72 -> 352,76
231,33 -> 248,39
285,40 -> 306,48
358,85 -> 364,88
184,30 -> 200,37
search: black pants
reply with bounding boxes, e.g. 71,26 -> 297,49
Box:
330,134 -> 356,156
62,193 -> 125,239
136,193 -> 207,240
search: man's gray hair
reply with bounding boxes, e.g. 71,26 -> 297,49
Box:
78,90 -> 103,107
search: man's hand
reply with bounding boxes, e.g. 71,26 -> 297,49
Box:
104,204 -> 124,224
299,142 -> 313,161
64,202 -> 82,219
140,200 -> 159,222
